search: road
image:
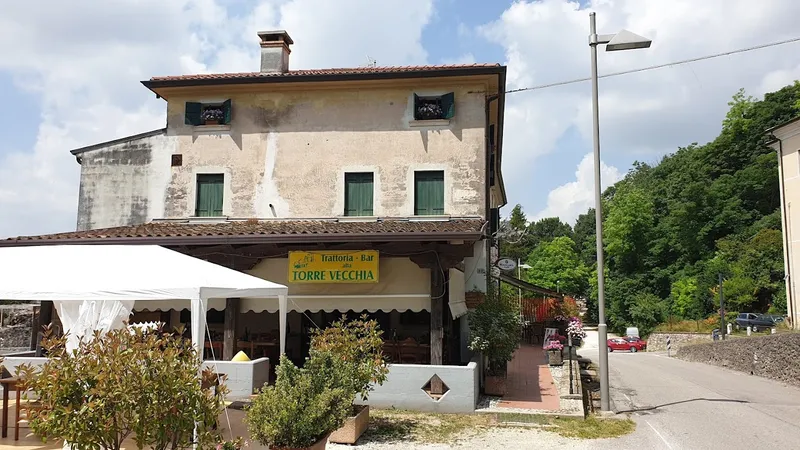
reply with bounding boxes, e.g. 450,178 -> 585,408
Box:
580,330 -> 800,449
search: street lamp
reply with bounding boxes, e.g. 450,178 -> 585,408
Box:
588,12 -> 651,412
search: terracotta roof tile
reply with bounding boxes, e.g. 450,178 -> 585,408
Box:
148,63 -> 502,82
2,218 -> 485,245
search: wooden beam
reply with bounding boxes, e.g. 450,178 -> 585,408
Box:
223,298 -> 240,361
34,301 -> 53,356
430,268 -> 444,393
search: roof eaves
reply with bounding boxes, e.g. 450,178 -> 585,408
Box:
764,115 -> 800,135
140,65 -> 506,91
496,66 -> 508,208
70,129 -> 167,155
0,230 -> 485,247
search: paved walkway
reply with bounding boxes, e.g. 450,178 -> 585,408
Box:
496,344 -> 560,411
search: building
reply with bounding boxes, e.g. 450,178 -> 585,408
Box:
3,31 -> 508,368
767,116 -> 800,329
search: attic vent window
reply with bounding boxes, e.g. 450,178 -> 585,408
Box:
413,92 -> 454,121
185,100 -> 232,126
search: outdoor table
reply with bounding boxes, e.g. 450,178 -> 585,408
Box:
1,377 -> 18,438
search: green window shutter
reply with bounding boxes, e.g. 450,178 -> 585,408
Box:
413,93 -> 421,120
414,171 -> 444,215
345,173 -> 374,216
222,99 -> 232,125
441,92 -> 455,119
185,102 -> 202,126
196,174 -> 224,217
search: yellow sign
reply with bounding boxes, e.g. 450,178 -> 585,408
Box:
288,250 -> 379,284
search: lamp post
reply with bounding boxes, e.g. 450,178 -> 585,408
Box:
588,11 -> 652,412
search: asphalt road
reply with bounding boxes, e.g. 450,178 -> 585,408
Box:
580,330 -> 800,450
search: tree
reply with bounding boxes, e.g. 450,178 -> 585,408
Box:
527,217 -> 574,249
508,204 -> 527,230
525,236 -> 589,296
573,209 -> 597,268
571,81 -> 800,333
670,277 -> 701,319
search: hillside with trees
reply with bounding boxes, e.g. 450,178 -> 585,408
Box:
501,81 -> 800,335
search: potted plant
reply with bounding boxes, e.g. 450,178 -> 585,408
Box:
308,315 -> 388,445
544,340 -> 564,366
245,354 -> 351,450
566,316 -> 586,349
201,108 -> 224,125
467,291 -> 522,396
415,101 -> 443,120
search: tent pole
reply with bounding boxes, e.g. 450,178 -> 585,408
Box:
279,295 -> 288,356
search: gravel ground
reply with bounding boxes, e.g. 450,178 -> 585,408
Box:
327,427 -> 613,450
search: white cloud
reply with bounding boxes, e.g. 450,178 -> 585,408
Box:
481,0 -> 800,223
0,0 -> 434,238
533,153 -> 623,224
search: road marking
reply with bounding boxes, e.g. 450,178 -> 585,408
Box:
645,420 -> 674,449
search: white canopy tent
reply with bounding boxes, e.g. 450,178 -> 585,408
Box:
0,244 -> 289,355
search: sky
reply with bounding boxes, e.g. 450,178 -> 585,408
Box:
1,0 -> 799,238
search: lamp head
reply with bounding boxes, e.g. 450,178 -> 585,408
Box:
606,29 -> 652,51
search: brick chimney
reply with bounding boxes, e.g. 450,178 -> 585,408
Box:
258,30 -> 293,73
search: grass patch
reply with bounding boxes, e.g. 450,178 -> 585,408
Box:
365,409 -> 493,443
365,410 -> 636,443
496,414 -> 636,439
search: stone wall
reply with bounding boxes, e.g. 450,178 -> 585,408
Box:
647,332 -> 712,352
0,325 -> 31,352
676,333 -> 800,388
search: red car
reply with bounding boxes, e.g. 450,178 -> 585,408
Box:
607,336 -> 647,352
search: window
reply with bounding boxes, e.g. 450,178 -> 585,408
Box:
414,171 -> 444,215
185,100 -> 232,126
195,174 -> 224,217
413,92 -> 455,121
344,172 -> 374,216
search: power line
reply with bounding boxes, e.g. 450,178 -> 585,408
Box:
506,35 -> 800,94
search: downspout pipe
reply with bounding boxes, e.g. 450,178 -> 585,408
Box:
771,135 -> 795,328
485,93 -> 499,292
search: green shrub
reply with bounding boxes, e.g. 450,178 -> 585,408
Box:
246,354 -> 351,448
467,290 -> 522,376
308,314 -> 389,403
16,325 -> 224,450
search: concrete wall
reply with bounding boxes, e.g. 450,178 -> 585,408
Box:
1,356 -> 268,400
676,333 -> 800,388
647,332 -> 713,352
76,83 -> 491,228
770,120 -> 800,329
202,357 -> 270,399
76,130 -> 175,230
357,362 -> 479,413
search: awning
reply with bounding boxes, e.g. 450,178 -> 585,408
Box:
493,272 -> 563,298
134,294 -> 431,313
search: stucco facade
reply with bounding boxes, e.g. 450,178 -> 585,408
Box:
769,116 -> 800,329
75,81 -> 498,230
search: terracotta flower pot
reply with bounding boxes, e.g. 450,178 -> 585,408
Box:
329,405 -> 369,444
204,119 -> 219,125
272,433 -> 331,450
484,375 -> 507,396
